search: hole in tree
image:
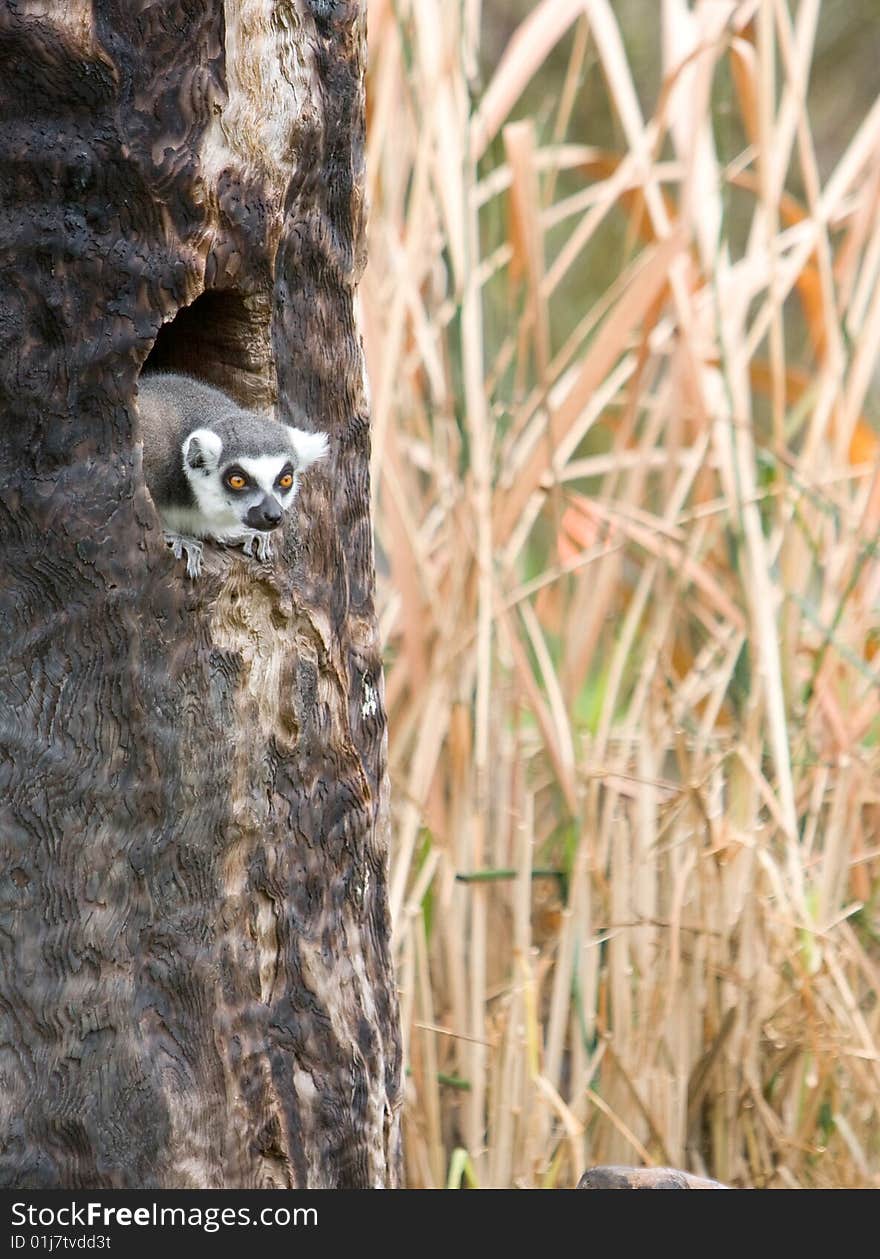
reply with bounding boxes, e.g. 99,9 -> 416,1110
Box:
141,288 -> 275,410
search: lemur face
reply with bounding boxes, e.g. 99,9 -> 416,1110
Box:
220,453 -> 296,530
182,426 -> 328,534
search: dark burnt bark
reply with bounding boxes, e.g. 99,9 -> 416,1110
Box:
0,0 -> 401,1188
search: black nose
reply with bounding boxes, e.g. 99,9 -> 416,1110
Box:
246,498 -> 283,530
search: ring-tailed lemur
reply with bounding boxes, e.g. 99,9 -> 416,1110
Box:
138,372 -> 328,578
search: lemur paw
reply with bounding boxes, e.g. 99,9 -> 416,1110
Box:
164,532 -> 204,579
240,530 -> 274,562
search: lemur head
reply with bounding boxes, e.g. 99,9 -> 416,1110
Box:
182,412 -> 328,534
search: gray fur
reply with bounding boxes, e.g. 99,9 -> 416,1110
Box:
138,372 -> 328,577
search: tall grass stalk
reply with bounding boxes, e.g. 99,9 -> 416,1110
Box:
364,0 -> 880,1188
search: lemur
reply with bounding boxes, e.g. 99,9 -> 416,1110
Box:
138,372 -> 328,578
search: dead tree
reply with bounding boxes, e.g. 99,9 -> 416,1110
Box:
0,0 -> 401,1188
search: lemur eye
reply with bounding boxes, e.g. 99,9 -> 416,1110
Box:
226,472 -> 248,491
277,471 -> 294,490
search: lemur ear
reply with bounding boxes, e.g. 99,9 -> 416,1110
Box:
287,427 -> 329,470
183,428 -> 223,472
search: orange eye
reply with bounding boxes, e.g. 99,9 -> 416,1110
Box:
278,473 -> 294,490
226,473 -> 247,491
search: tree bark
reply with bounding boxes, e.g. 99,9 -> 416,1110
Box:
0,0 -> 401,1188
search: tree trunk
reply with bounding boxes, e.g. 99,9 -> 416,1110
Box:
0,0 -> 401,1189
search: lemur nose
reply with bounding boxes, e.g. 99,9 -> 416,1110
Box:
247,498 -> 283,530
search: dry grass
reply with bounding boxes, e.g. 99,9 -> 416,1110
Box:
362,0 -> 880,1188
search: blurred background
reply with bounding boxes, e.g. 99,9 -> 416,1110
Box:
361,0 -> 880,1188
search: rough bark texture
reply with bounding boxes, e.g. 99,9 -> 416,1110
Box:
577,1166 -> 729,1189
0,0 -> 402,1188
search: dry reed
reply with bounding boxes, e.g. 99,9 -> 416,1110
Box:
362,0 -> 880,1188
